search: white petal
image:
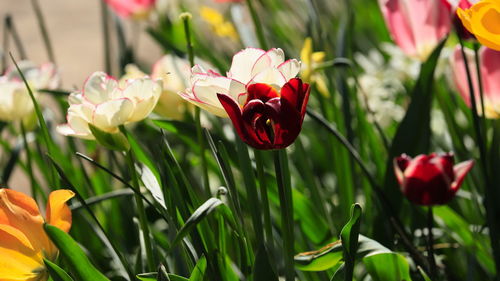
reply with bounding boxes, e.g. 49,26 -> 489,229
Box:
278,59 -> 301,81
250,68 -> 287,88
227,48 -> 266,83
0,82 -> 34,121
251,48 -> 285,77
92,98 -> 134,131
83,72 -> 120,104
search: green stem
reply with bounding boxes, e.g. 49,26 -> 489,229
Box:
427,207 -> 437,279
473,43 -> 487,141
246,0 -> 268,49
273,149 -> 294,281
99,0 -> 112,74
31,0 -> 55,63
181,13 -> 209,195
120,126 -> 155,272
459,40 -> 500,279
255,150 -> 273,247
19,122 -> 43,201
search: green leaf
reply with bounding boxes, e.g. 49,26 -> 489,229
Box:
252,245 -> 279,281
137,273 -> 188,281
171,198 -> 224,249
44,258 -> 75,281
293,189 -> 330,244
43,224 -> 110,281
363,253 -> 411,281
340,203 -> 362,280
295,235 -> 390,271
433,206 -> 494,274
89,124 -> 130,151
189,256 -> 207,281
418,266 -> 432,281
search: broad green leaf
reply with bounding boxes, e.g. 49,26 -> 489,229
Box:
363,253 -> 411,281
340,204 -> 362,280
293,189 -> 329,244
330,264 -> 345,281
89,124 -> 130,151
295,235 -> 390,271
189,256 -> 207,281
44,259 -> 75,281
434,206 -> 494,274
43,224 -> 110,281
252,245 -> 279,281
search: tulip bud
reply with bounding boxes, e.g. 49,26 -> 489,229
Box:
394,153 -> 474,205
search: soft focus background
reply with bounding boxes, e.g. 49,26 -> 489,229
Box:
0,0 -> 162,88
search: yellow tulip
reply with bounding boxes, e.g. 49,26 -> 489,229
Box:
300,38 -> 329,97
457,0 -> 500,51
0,188 -> 75,281
200,6 -> 239,41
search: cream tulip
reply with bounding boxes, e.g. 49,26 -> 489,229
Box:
57,71 -> 162,139
0,61 -> 58,122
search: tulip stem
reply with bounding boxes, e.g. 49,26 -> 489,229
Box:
473,43 -> 487,137
99,0 -> 112,74
120,126 -> 155,272
273,149 -> 294,281
181,13 -> 210,195
246,0 -> 268,49
255,149 -> 274,248
458,40 -> 500,277
31,0 -> 55,63
427,207 -> 437,278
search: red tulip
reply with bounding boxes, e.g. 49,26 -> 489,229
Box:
217,78 -> 310,150
394,153 -> 474,205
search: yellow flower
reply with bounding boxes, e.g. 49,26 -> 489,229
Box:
300,38 -> 329,97
0,188 -> 75,281
200,6 -> 239,41
457,0 -> 500,51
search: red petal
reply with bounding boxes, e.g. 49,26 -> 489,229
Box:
217,94 -> 262,148
246,83 -> 280,104
393,154 -> 411,184
451,159 -> 474,192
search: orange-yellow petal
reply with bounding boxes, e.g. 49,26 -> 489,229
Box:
0,189 -> 48,253
46,190 -> 75,233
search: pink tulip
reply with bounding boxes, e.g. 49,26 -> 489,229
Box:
451,46 -> 500,119
104,0 -> 156,19
378,0 -> 452,60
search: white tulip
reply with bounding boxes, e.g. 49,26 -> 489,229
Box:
179,48 -> 301,117
0,61 -> 58,122
57,71 -> 162,139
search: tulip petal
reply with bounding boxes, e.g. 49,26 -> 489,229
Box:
452,160 -> 475,192
92,98 -> 134,131
0,247 -> 41,280
0,189 -> 50,255
277,59 -> 301,81
393,154 -> 411,185
251,48 -> 285,78
46,190 -> 75,233
246,83 -> 280,103
83,72 -> 120,105
228,48 -> 267,82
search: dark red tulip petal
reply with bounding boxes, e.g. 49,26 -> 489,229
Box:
272,97 -> 302,148
218,93 -> 263,148
219,78 -> 310,150
451,160 -> 475,192
246,83 -> 280,103
280,78 -> 311,119
394,155 -> 411,184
